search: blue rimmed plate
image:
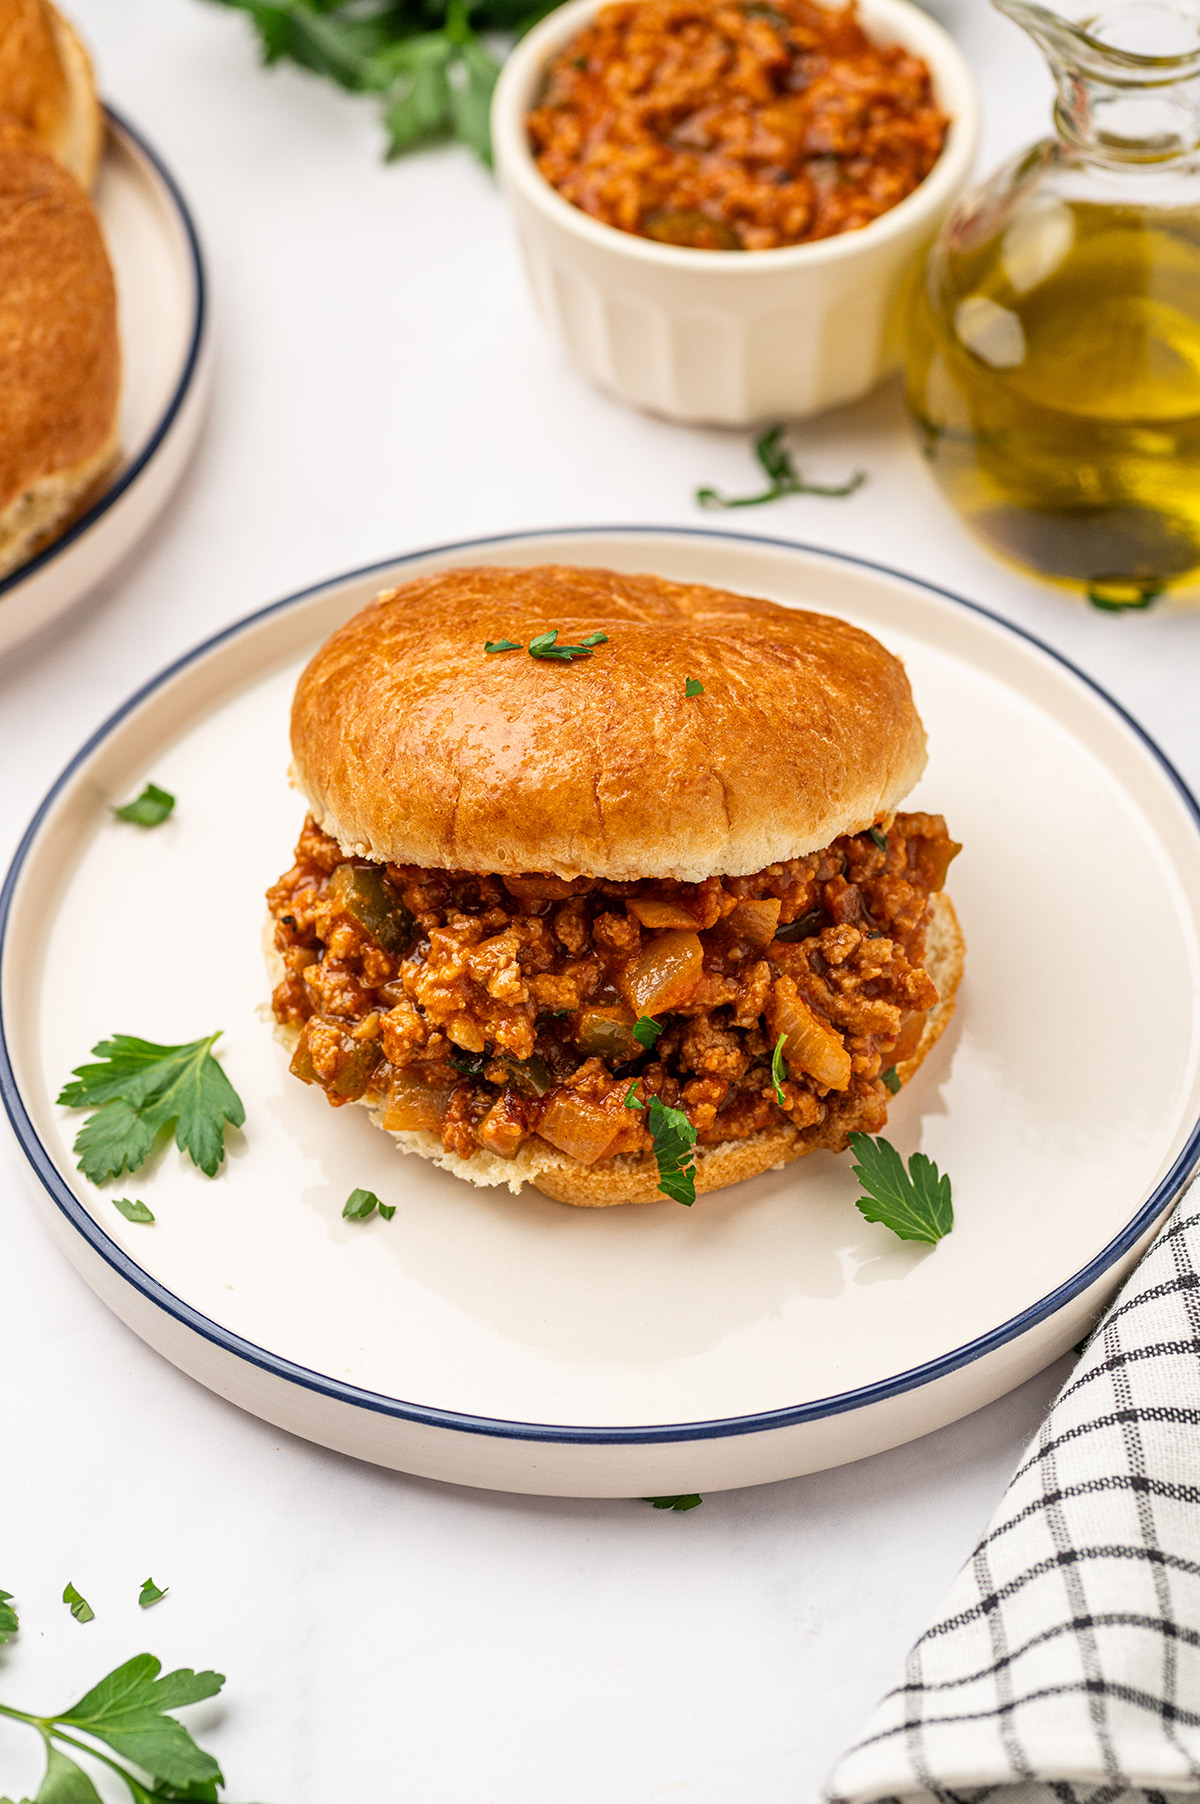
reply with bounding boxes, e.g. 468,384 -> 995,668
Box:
2,528 -> 1199,1496
0,108 -> 210,656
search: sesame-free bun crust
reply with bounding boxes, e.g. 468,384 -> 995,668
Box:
266,893 -> 963,1208
0,0 -> 102,187
0,115 -> 119,579
291,564 -> 928,884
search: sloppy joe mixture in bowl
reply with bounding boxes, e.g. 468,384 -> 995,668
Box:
492,0 -> 978,423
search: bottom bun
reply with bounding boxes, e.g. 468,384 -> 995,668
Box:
269,891 -> 964,1210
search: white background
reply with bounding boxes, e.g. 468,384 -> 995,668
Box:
2,3 -> 1199,1799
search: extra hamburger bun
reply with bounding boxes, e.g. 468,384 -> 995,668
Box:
291,564 -> 928,884
0,115 -> 119,580
0,0 -> 102,187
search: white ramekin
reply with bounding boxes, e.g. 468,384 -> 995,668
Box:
492,0 -> 979,425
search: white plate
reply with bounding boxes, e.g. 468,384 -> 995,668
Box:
0,108 -> 211,657
3,529 -> 1200,1498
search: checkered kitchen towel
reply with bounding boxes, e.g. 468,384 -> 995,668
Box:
826,1182 -> 1200,1804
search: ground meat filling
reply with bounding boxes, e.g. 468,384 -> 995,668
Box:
527,0 -> 949,253
267,814 -> 959,1167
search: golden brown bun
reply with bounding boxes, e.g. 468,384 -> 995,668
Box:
266,893 -> 963,1209
0,115 -> 119,579
291,565 -> 928,884
0,0 -> 102,186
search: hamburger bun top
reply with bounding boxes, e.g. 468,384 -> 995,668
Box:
0,0 -> 101,187
0,116 -> 118,558
291,564 -> 928,883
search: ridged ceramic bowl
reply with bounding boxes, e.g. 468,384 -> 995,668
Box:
492,0 -> 979,426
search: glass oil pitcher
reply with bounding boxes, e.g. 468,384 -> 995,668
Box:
906,0 -> 1200,607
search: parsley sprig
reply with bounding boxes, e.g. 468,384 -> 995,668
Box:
625,1087 -> 698,1206
849,1132 -> 953,1244
58,1035 -> 246,1185
63,1583 -> 95,1625
0,1649 -> 252,1803
697,425 -> 866,509
343,1187 -> 396,1221
643,1494 -> 702,1511
0,1593 -> 17,1644
209,0 -> 553,165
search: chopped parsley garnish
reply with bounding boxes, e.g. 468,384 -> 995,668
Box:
881,1065 -> 901,1095
112,1197 -> 155,1224
848,1132 -> 953,1244
632,1016 -> 662,1051
625,1088 -> 698,1205
485,638 -> 523,653
138,1577 -> 168,1609
528,628 -> 608,661
771,1033 -> 788,1107
343,1187 -> 389,1221
0,1648 -> 229,1798
685,677 -> 704,697
0,1591 -> 17,1643
58,1033 -> 245,1185
867,825 -> 888,852
112,782 -> 175,827
449,1049 -> 491,1078
697,424 -> 866,509
62,1583 -> 94,1624
643,1494 -> 702,1511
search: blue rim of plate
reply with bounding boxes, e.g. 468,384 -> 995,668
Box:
0,106 -> 206,606
4,526 -> 1200,1448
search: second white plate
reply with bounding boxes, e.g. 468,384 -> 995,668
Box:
3,528 -> 1200,1496
0,108 -> 211,657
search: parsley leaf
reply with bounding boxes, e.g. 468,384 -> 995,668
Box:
484,638 -> 523,653
881,1065 -> 901,1095
697,424 -> 866,509
58,1035 -> 245,1184
0,1651 -> 254,1803
112,784 -> 175,828
342,1188 -> 381,1221
632,1017 -> 661,1051
0,1591 -> 17,1642
623,1087 -> 698,1203
646,1098 -> 697,1206
62,1584 -> 94,1625
138,1580 -> 167,1610
867,825 -> 888,852
848,1132 -> 953,1244
378,1202 -> 396,1221
771,1033 -> 787,1107
643,1494 -> 702,1511
527,628 -> 608,662
58,1654 -> 224,1788
113,1198 -> 155,1225
208,0 -> 530,165
684,677 -> 704,697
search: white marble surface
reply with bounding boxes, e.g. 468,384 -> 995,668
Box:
1,2 -> 1198,1798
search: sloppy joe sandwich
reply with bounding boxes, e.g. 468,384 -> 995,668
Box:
0,0 -> 102,188
267,564 -> 963,1207
0,115 -> 119,579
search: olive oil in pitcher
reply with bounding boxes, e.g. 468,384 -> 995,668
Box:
907,0 -> 1200,607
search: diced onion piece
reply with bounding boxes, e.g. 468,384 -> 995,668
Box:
623,930 -> 704,1016
627,897 -> 699,930
381,1070 -> 451,1133
535,1090 -> 622,1164
577,1006 -> 642,1063
772,983 -> 852,1091
911,835 -> 962,893
477,1091 -> 527,1158
726,898 -> 781,946
891,1009 -> 927,1064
